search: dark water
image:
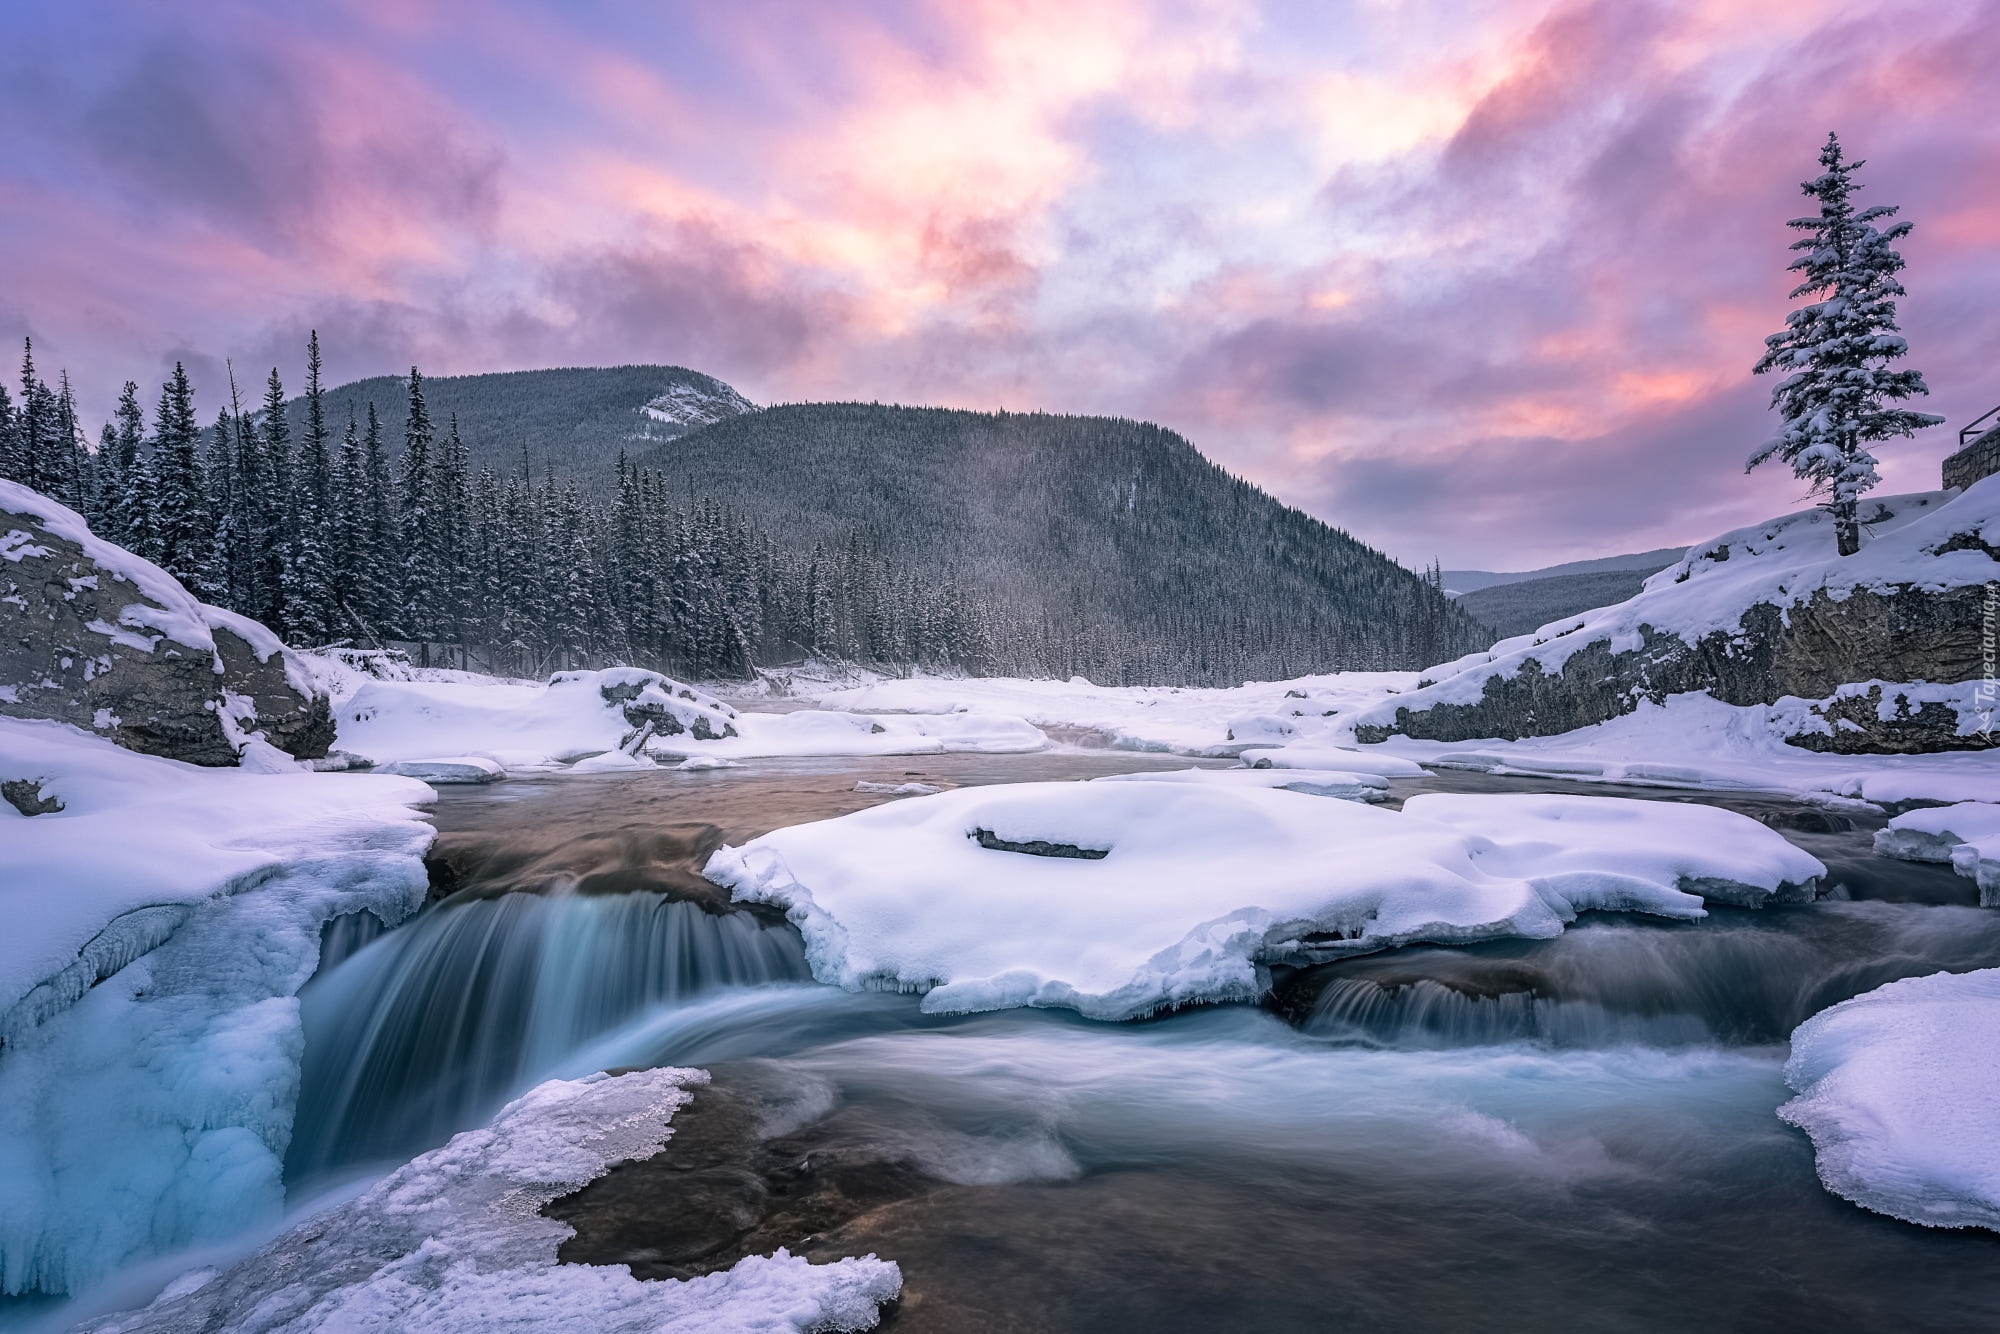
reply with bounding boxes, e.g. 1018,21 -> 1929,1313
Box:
288,754 -> 2000,1332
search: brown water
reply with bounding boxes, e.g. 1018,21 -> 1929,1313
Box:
290,752 -> 2000,1333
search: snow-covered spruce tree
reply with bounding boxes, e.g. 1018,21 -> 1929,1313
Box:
397,368 -> 443,650
0,381 -> 16,483
359,402 -> 400,636
281,334 -> 339,644
1750,133 -> 1943,557
150,362 -> 209,588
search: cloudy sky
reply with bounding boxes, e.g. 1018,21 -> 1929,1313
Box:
3,0 -> 1995,568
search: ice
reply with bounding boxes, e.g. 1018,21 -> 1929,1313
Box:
377,756 -> 507,783
1875,803 -> 2000,904
1237,745 -> 1428,777
650,708 -> 1046,761
1781,968 -> 2000,1231
1092,766 -> 1389,802
77,1068 -> 902,1333
0,716 -> 435,1296
704,783 -> 1824,1020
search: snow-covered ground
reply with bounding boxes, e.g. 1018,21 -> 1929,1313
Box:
0,716 -> 436,1296
1782,968 -> 2000,1232
77,1068 -> 902,1333
705,782 -> 1823,1020
325,666 -> 1047,774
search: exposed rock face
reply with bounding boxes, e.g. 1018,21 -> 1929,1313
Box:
1351,484 -> 1999,753
1,482 -> 331,765
594,669 -> 740,746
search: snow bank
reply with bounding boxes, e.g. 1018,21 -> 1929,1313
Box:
1091,766 -> 1390,802
1781,968 -> 2000,1231
335,668 -> 739,769
333,667 -> 1046,770
79,1068 -> 902,1334
0,716 -> 435,1296
1875,803 -> 2000,904
704,783 -> 1824,1020
799,670 -> 1420,756
1317,692 -> 2000,808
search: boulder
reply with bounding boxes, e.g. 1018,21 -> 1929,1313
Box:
1,481 -> 331,765
1353,482 -> 1999,753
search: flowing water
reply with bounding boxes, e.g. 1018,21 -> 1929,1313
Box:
284,751 -> 2000,1331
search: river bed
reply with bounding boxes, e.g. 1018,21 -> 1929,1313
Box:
287,752 -> 2000,1332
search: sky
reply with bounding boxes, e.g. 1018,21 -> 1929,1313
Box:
2,0 -> 1996,569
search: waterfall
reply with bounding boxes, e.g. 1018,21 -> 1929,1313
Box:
287,891 -> 811,1181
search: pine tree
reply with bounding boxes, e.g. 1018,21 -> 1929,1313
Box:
438,412 -> 473,659
1750,133 -> 1944,556
0,381 -> 16,483
150,363 -> 208,586
360,402 -> 399,638
281,333 -> 338,642
53,371 -> 88,514
329,410 -> 365,633
202,407 -> 240,601
397,368 -> 442,648
15,340 -> 47,494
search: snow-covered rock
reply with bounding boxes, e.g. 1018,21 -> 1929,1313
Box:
637,374 -> 758,436
1092,766 -> 1390,802
1,481 -> 332,765
77,1068 -> 902,1333
1351,482 -> 1999,752
377,756 -> 507,784
1238,745 -> 1428,777
335,668 -> 739,770
1875,803 -> 2000,905
0,716 -> 435,1295
1781,968 -> 2000,1231
704,783 -> 1823,1021
650,708 -> 1047,761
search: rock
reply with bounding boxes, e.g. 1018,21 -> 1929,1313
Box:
2,777 -> 63,816
1,482 -> 332,765
376,756 -> 506,784
1352,485 -> 1999,754
592,668 -> 739,745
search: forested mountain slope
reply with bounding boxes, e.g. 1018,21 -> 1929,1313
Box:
296,365 -> 754,475
633,403 -> 1489,682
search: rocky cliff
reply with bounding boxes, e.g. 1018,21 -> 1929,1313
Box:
1351,480 -> 1999,753
1,481 -> 332,765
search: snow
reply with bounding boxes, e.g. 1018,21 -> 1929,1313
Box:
639,378 -> 758,432
328,667 -> 1046,772
77,1068 -> 902,1333
0,716 -> 436,1296
377,756 -> 507,783
704,783 -> 1824,1021
1092,766 -> 1389,802
1781,968 -> 2000,1231
1346,481 -> 2000,733
1875,803 -> 2000,904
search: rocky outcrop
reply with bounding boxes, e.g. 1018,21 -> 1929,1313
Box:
1352,483 -> 1999,753
1,481 -> 331,765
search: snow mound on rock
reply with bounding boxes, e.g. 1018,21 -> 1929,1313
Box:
704,784 -> 1824,1021
1781,967 -> 2000,1231
336,668 -> 738,770
1875,802 -> 2000,904
78,1068 -> 902,1334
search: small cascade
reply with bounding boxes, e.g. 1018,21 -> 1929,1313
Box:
1290,903 -> 2000,1049
287,890 -> 811,1182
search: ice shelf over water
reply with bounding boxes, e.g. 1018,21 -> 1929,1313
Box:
0,716 -> 436,1297
79,1069 -> 902,1334
1875,802 -> 2000,904
704,783 -> 1825,1020
1782,968 -> 2000,1232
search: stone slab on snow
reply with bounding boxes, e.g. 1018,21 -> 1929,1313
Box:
79,1068 -> 902,1334
1781,968 -> 2000,1231
704,783 -> 1825,1021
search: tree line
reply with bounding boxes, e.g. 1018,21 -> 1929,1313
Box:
0,334 -> 996,678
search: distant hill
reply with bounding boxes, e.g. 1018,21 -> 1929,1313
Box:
294,368 -> 1487,683
633,403 -> 1490,682
1454,568 -> 1667,640
296,365 -> 756,475
1442,546 -> 1686,596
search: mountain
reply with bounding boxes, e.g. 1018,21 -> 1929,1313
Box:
294,365 -> 755,475
1442,546 -> 1687,640
631,402 -> 1490,682
1442,546 -> 1687,596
